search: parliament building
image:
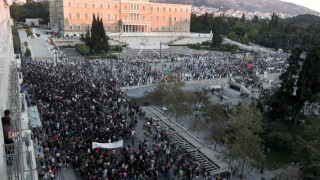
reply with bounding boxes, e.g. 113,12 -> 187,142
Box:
49,0 -> 191,34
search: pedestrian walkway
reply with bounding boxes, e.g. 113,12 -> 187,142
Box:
142,106 -> 229,176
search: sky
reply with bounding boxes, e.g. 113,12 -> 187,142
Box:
281,0 -> 320,12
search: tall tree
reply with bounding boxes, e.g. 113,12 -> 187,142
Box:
295,101 -> 320,179
211,15 -> 223,48
224,101 -> 265,179
80,13 -> 110,53
203,102 -> 229,150
241,13 -> 246,22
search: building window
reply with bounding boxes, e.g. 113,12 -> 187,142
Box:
162,27 -> 165,31
69,13 -> 72,19
185,18 -> 188,22
108,26 -> 111,31
169,17 -> 171,21
100,4 -> 103,8
70,26 -> 73,30
163,16 -> 165,21
100,14 -> 103,19
86,25 -> 90,30
157,7 -> 159,11
156,16 -> 159,21
151,7 -> 153,11
186,9 -> 188,12
124,16 -> 127,20
181,8 -> 183,12
78,25 -> 81,30
76,2 -> 79,7
143,6 -> 145,10
150,16 -> 153,21
77,13 -> 80,19
85,13 -> 88,19
168,27 -> 171,31
108,14 -> 110,20
175,8 -> 177,12
125,5 -> 127,9
85,3 -> 87,8
115,4 -> 117,9
115,26 -> 118,31
169,8 -> 171,12
163,7 -> 165,11
108,4 -> 110,8
137,14 -> 140,21
156,27 -> 158,31
150,27 -> 153,31
174,17 -> 176,22
68,2 -> 71,7
137,5 -> 139,10
179,27 -> 182,31
180,17 -> 182,22
143,16 -> 145,21
93,3 -> 95,8
115,15 -> 118,20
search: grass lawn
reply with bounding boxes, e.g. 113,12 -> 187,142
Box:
265,148 -> 294,171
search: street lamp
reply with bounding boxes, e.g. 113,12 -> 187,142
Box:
159,42 -> 165,61
119,33 -> 122,60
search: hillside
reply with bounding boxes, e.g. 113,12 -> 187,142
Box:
150,0 -> 320,16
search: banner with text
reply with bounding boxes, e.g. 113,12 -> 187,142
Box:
92,140 -> 123,149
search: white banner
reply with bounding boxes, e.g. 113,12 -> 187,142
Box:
92,140 -> 123,149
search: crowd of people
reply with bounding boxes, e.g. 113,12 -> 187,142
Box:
99,52 -> 288,91
16,50 -> 288,180
21,59 -> 220,180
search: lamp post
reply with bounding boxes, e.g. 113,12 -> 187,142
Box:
160,42 -> 164,61
170,34 -> 172,58
119,33 -> 122,61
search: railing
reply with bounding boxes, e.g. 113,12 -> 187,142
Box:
3,132 -> 38,180
4,141 -> 24,180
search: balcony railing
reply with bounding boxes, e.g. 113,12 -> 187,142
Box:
3,132 -> 37,180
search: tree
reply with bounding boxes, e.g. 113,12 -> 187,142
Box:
144,80 -> 168,108
211,15 -> 223,48
10,1 -> 49,23
294,107 -> 320,179
224,101 -> 265,179
25,48 -> 31,57
242,33 -> 249,45
203,101 -> 229,150
269,13 -> 279,29
267,48 -> 303,126
144,74 -> 194,121
241,13 -> 246,22
80,13 -> 110,53
164,87 -> 194,121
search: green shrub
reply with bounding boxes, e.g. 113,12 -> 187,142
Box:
24,41 -> 28,47
91,49 -> 95,54
265,132 -> 294,151
100,50 -> 106,54
25,48 -> 31,57
75,44 -> 90,55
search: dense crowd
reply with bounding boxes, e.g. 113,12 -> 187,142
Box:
101,52 -> 288,90
22,59 -> 218,180
19,50 -> 288,180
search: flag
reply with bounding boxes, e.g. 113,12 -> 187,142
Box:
92,140 -> 123,149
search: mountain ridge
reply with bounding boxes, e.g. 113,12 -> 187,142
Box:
150,0 -> 320,16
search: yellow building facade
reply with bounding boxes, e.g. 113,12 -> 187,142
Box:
49,0 -> 191,34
